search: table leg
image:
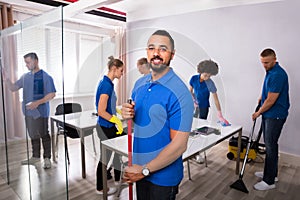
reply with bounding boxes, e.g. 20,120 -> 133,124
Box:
102,144 -> 108,200
81,130 -> 86,178
50,118 -> 56,162
236,128 -> 242,175
187,159 -> 191,180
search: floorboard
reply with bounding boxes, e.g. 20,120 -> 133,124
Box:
0,135 -> 299,200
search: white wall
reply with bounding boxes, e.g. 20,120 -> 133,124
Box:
50,95 -> 96,116
126,0 -> 300,156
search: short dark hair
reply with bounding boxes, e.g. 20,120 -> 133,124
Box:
197,60 -> 219,75
107,56 -> 123,70
24,52 -> 38,61
151,30 -> 175,51
260,48 -> 276,57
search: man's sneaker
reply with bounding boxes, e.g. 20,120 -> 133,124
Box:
96,187 -> 117,195
43,158 -> 51,169
254,180 -> 276,191
255,171 -> 278,182
21,157 -> 40,165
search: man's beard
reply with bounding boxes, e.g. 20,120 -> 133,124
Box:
149,56 -> 171,73
28,65 -> 36,72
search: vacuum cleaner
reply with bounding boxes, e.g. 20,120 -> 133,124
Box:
229,104 -> 263,193
227,135 -> 257,161
227,106 -> 266,162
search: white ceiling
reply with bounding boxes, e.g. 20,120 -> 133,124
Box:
108,0 -> 282,22
1,0 -> 282,22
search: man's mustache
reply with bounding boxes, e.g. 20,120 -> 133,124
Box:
150,56 -> 163,62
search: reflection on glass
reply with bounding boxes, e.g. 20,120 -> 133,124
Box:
0,4 -> 124,200
1,7 -> 67,200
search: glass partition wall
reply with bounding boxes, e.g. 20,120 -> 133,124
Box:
0,7 -> 67,200
0,5 -> 124,200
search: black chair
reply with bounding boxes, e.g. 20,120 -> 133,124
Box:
55,103 -> 96,164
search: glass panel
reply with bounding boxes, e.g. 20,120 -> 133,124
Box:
0,7 -> 67,200
63,9 -> 125,198
1,4 -> 126,199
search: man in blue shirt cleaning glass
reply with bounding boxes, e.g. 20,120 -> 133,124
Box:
3,52 -> 56,169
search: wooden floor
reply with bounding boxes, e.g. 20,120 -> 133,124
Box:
0,135 -> 299,200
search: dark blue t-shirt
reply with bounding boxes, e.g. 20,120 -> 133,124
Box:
261,62 -> 290,119
95,75 -> 117,127
189,74 -> 217,108
15,70 -> 56,118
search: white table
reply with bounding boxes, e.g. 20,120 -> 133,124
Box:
50,109 -> 125,178
101,118 -> 242,199
50,110 -> 97,178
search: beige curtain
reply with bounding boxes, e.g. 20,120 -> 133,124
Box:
0,2 -> 14,30
1,36 -> 25,140
114,26 -> 127,105
0,2 -> 24,140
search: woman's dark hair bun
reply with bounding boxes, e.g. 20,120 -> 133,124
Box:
107,56 -> 123,70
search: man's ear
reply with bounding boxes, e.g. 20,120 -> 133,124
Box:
171,50 -> 175,59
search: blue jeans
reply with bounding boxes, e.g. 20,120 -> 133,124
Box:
136,179 -> 179,200
262,117 -> 286,185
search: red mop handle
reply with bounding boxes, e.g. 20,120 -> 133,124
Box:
128,120 -> 132,167
127,99 -> 133,200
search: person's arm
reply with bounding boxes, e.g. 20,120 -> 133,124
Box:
97,94 -> 113,121
252,92 -> 279,120
1,69 -> 19,91
147,129 -> 189,171
189,86 -> 198,106
212,92 -> 221,112
212,92 -> 229,125
189,86 -> 194,98
98,94 -> 123,134
3,73 -> 19,91
124,129 -> 189,183
26,92 -> 56,110
5,79 -> 19,91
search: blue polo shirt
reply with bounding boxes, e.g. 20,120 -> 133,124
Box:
95,75 -> 117,127
189,74 -> 217,108
261,62 -> 289,119
15,70 -> 56,118
131,68 -> 194,186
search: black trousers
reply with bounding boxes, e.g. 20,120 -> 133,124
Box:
193,106 -> 209,119
136,179 -> 179,200
96,125 -> 125,190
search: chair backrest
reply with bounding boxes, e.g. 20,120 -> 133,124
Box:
55,103 -> 82,138
55,103 -> 82,116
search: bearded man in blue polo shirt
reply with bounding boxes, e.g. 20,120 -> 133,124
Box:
122,30 -> 194,200
252,48 -> 290,191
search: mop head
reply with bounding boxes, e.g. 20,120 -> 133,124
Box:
230,178 -> 249,193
